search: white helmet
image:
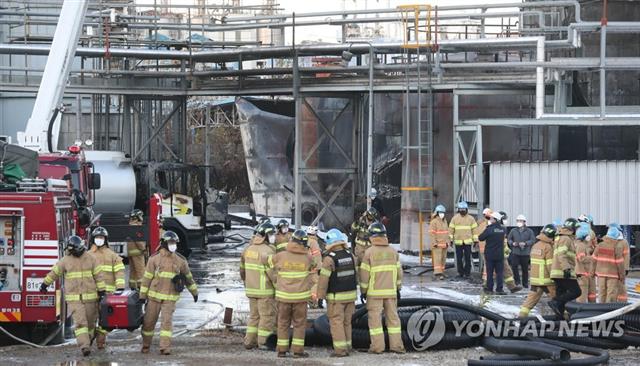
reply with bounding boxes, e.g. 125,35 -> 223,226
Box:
369,188 -> 377,198
306,225 -> 318,235
516,214 -> 527,222
490,211 -> 502,221
482,208 -> 492,216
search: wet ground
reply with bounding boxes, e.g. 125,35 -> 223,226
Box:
0,225 -> 638,365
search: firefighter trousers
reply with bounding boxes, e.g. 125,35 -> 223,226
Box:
617,278 -> 628,302
328,301 -> 355,355
127,241 -> 146,289
68,301 -> 98,351
519,285 -> 556,317
245,297 -> 276,347
577,276 -> 597,303
598,277 -> 619,303
432,245 -> 447,275
141,300 -> 176,352
276,302 -> 307,354
366,298 -> 404,353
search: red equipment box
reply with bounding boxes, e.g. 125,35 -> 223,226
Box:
99,290 -> 143,331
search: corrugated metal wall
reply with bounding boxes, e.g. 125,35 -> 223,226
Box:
490,161 -> 640,226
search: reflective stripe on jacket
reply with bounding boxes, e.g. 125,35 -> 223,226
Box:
575,239 -> 595,277
268,242 -> 313,303
139,248 -> 198,302
551,229 -> 576,279
593,237 -> 625,279
428,215 -> 449,248
317,242 -> 357,303
240,235 -> 276,298
529,234 -> 554,286
359,236 -> 402,299
89,245 -> 125,292
44,251 -> 105,302
449,214 -> 478,245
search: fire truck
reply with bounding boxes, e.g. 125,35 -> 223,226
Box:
0,179 -> 74,344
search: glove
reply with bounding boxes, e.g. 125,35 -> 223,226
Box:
115,288 -> 125,294
625,270 -> 629,276
39,283 -> 48,293
193,294 -> 198,303
360,293 -> 367,304
563,269 -> 572,279
138,298 -> 147,305
396,289 -> 402,301
98,291 -> 106,299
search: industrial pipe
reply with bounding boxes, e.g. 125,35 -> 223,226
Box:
481,337 -> 571,361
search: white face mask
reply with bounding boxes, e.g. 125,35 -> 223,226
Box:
517,222 -> 524,228
503,220 -> 509,226
268,234 -> 276,244
585,236 -> 592,242
168,243 -> 178,253
94,238 -> 105,247
281,227 -> 288,234
438,213 -> 445,219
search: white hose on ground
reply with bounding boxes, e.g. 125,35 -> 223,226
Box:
570,300 -> 640,324
0,325 -> 45,348
173,301 -> 226,337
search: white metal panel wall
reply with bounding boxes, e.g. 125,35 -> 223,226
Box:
489,161 -> 640,226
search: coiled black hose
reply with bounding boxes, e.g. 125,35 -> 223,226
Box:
540,331 -> 628,350
353,306 -> 479,330
481,337 -> 571,361
565,301 -> 629,314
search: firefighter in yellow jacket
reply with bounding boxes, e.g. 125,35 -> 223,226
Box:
40,235 -> 105,357
519,225 -> 557,318
449,201 -> 477,279
268,229 -> 314,358
275,219 -> 291,253
240,222 -> 277,349
89,226 -> 125,349
574,223 -> 596,303
350,207 -> 379,265
127,209 -> 147,289
317,229 -> 357,357
429,204 -> 449,280
548,218 -> 581,318
140,231 -> 198,355
593,226 -> 626,303
359,222 -> 405,354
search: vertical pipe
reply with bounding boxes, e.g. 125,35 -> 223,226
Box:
600,0 -> 608,119
452,94 -> 460,207
293,50 -> 302,228
535,37 -> 545,119
475,125 -> 484,212
205,106 -> 210,189
366,44 -> 374,208
90,95 -> 95,143
419,211 -> 423,265
75,94 -> 81,141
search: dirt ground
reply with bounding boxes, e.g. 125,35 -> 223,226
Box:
0,328 -> 638,366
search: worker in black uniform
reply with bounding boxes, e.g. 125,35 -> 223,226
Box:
478,211 -> 507,295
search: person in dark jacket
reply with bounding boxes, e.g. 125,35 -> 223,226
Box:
507,214 -> 536,288
479,212 -> 507,295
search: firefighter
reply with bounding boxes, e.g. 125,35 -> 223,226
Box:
317,228 -> 357,357
593,226 -> 626,303
240,222 -> 277,350
475,208 -> 493,275
275,219 -> 291,253
307,225 -> 323,308
359,222 -> 405,354
449,201 -> 478,279
548,218 -> 581,318
575,223 -> 596,303
519,224 -> 557,318
89,226 -> 125,349
350,207 -> 379,265
139,231 -> 198,355
610,223 -> 630,302
429,204 -> 450,280
268,229 -> 314,358
127,209 -> 147,289
40,235 -> 105,356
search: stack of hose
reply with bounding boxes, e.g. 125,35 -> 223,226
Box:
306,298 -> 639,364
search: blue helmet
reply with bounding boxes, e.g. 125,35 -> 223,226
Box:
608,222 -> 622,231
576,223 -> 590,240
552,218 -> 563,229
325,228 -> 344,245
457,201 -> 468,210
434,204 -> 446,213
606,226 -> 620,239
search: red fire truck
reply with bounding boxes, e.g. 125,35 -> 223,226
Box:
0,179 -> 74,344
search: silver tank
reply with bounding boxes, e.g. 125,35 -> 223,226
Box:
84,150 -> 136,214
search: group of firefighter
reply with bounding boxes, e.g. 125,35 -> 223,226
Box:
39,210 -> 198,356
429,201 -> 631,319
240,211 -> 404,358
